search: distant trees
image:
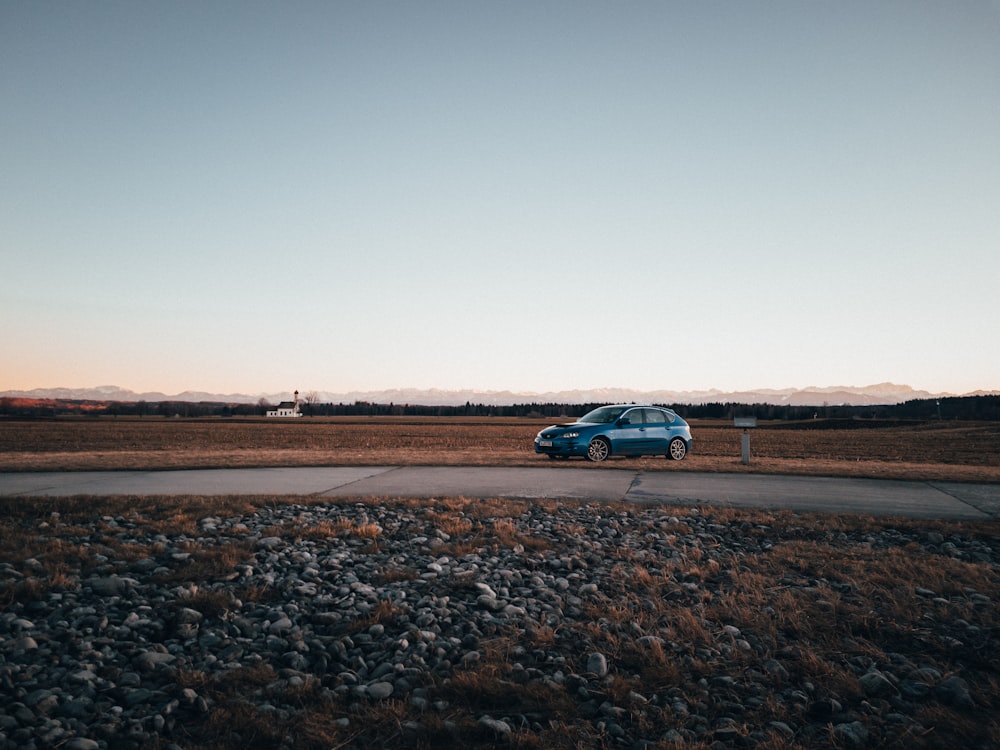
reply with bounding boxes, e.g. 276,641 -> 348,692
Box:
0,395 -> 997,421
302,391 -> 321,416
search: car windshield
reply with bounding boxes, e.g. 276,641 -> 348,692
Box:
578,406 -> 628,424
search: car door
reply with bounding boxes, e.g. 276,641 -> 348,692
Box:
610,407 -> 646,455
641,408 -> 671,455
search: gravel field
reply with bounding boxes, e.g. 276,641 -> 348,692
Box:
2,496 -> 999,749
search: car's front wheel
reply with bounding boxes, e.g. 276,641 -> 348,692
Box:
587,437 -> 611,462
668,437 -> 687,461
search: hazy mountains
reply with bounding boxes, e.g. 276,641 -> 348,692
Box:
3,383 -> 994,407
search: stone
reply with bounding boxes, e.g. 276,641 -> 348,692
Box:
834,721 -> 868,750
859,670 -> 897,697
88,576 -> 132,596
479,716 -> 512,736
936,676 -> 974,707
368,681 -> 394,700
587,652 -> 609,677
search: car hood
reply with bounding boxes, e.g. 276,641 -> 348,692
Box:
552,421 -> 593,430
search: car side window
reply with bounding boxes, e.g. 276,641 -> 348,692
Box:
644,409 -> 667,424
623,409 -> 642,425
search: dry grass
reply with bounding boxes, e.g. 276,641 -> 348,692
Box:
156,540 -> 255,584
1,416 -> 999,482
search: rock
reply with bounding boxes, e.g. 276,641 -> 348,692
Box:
479,716 -> 512,736
834,721 -> 868,749
175,607 -> 203,624
936,676 -> 974,707
859,670 -> 897,697
133,651 -> 176,672
899,679 -> 931,700
587,652 -> 609,677
763,659 -> 789,681
268,616 -> 294,634
368,681 -> 394,700
87,575 -> 132,596
768,721 -> 795,738
13,635 -> 38,652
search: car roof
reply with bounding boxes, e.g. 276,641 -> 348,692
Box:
606,404 -> 674,411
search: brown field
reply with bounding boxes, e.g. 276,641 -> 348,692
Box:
1,416 -> 999,483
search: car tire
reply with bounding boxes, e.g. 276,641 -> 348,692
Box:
587,437 -> 611,462
668,437 -> 687,461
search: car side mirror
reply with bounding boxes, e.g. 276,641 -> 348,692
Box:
618,417 -> 630,426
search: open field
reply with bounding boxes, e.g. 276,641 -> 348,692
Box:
2,417 -> 999,483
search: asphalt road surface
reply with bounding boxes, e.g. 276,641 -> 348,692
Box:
2,467 -> 998,520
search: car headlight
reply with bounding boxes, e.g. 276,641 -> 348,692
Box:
560,431 -> 580,439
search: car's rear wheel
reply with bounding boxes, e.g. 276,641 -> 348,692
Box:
668,437 -> 687,461
588,437 -> 611,462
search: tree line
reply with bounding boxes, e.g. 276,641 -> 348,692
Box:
1,395 -> 998,421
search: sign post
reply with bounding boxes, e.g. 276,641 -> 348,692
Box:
734,417 -> 757,465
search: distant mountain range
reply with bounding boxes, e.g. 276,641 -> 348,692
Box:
3,383 -> 996,407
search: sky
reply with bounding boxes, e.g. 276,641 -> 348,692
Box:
2,1 -> 998,397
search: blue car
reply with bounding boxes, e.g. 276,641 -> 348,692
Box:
534,404 -> 692,462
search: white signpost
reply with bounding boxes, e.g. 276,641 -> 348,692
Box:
734,417 -> 757,465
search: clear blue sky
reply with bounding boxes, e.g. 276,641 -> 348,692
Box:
3,1 -> 998,396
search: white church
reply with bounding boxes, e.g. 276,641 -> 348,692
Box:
266,391 -> 303,418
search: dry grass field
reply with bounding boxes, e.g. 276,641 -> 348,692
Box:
1,416 -> 999,483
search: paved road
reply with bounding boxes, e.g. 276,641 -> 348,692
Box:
1,467 -> 998,520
